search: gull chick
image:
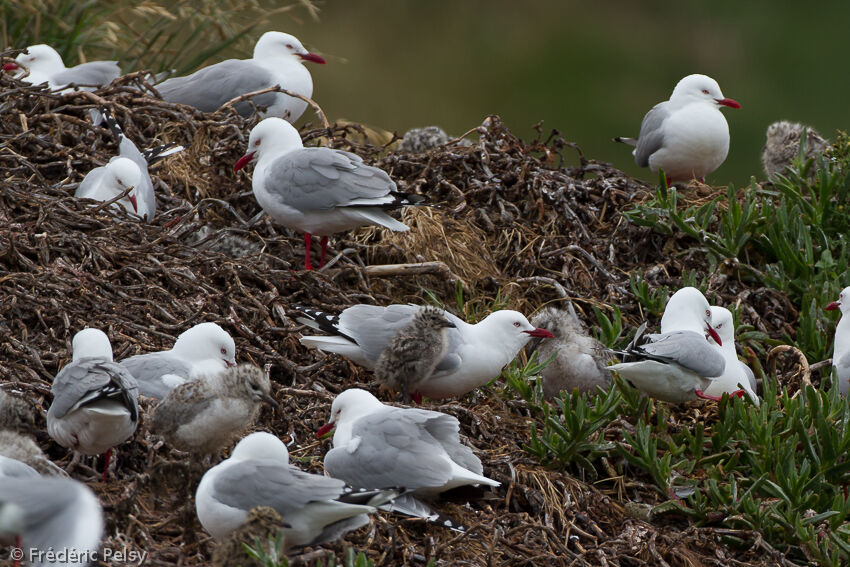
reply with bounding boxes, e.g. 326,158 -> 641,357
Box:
0,389 -> 37,432
615,74 -> 741,184
374,306 -> 456,402
0,430 -> 67,477
762,120 -> 828,181
150,364 -> 278,454
528,305 -> 612,399
826,286 -> 850,396
120,321 -> 237,399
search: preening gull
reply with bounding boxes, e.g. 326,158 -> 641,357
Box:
704,306 -> 759,404
5,44 -> 119,91
234,117 -> 426,270
614,74 -> 740,183
298,305 -> 553,399
75,156 -> 141,216
826,286 -> 850,396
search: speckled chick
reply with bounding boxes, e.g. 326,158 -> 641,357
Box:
0,430 -> 67,477
374,306 -> 456,402
0,389 -> 37,432
762,120 -> 828,181
529,306 -> 612,399
150,364 -> 278,454
186,225 -> 262,258
211,506 -> 286,567
400,126 -> 451,153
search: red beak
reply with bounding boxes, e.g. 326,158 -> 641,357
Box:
3,63 -> 19,71
706,325 -> 722,346
715,97 -> 741,109
316,422 -> 334,439
298,52 -> 326,65
524,328 -> 555,338
825,301 -> 840,311
225,360 -> 236,367
128,194 -> 138,213
234,151 -> 256,172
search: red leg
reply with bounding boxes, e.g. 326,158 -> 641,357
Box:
665,175 -> 672,187
319,236 -> 328,268
410,392 -> 423,405
303,233 -> 314,271
695,389 -> 723,402
102,448 -> 112,483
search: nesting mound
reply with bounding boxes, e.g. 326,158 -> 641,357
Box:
0,58 -> 800,566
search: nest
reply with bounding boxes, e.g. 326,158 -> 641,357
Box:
0,50 -> 807,566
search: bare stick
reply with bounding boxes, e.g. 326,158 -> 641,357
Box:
218,86 -> 329,129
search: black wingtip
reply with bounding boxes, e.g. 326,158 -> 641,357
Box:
142,142 -> 185,166
99,106 -> 124,144
384,191 -> 428,208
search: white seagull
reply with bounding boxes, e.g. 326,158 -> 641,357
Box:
156,32 -> 325,121
703,306 -> 759,404
46,329 -> 139,481
609,287 -> 726,403
297,305 -> 554,400
196,432 -> 397,547
826,286 -> 850,396
75,156 -> 141,216
614,74 -> 741,184
4,44 -> 119,91
234,117 -> 426,270
119,322 -> 237,399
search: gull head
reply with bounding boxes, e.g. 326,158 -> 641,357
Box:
317,388 -> 383,439
234,117 -> 304,172
826,286 -> 850,315
671,74 -> 740,110
478,309 -> 555,352
173,322 -> 237,367
222,364 -> 278,408
661,287 -> 722,345
230,431 -> 289,463
254,31 -> 326,65
106,157 -> 142,213
71,328 -> 114,362
709,306 -> 735,346
13,44 -> 65,77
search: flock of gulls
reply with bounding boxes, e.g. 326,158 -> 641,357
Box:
0,28 -> 845,567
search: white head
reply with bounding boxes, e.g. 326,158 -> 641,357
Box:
253,32 -> 326,65
12,44 -> 65,77
476,310 -> 555,352
709,306 -> 735,346
172,322 -> 237,367
826,286 -> 850,316
317,388 -> 384,446
669,74 -> 741,110
234,117 -> 304,171
230,432 -> 289,463
660,287 -> 722,345
71,328 -> 114,362
105,157 -> 141,213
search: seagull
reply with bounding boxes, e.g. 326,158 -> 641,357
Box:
46,328 -> 139,481
234,117 -> 426,270
528,305 -> 612,399
196,431 -> 398,547
762,120 -> 829,181
156,31 -> 325,121
0,476 -> 103,567
0,431 -> 67,477
119,321 -> 237,399
609,287 -> 726,403
4,44 -> 119,91
75,156 -> 141,216
374,306 -> 457,402
826,286 -> 850,396
297,305 -> 554,399
150,364 -> 278,454
0,455 -> 39,479
703,306 -> 759,404
614,74 -> 741,184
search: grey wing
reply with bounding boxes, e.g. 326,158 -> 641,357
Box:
640,331 -> 725,377
212,460 -> 346,516
54,61 -> 120,86
836,352 -> 850,374
0,456 -> 39,478
265,148 -> 397,213
149,381 -> 213,435
419,411 -> 482,474
324,408 -> 453,489
157,60 -> 276,115
336,304 -> 420,362
75,166 -> 108,198
112,135 -> 156,219
740,362 -> 757,391
634,102 -> 670,167
120,351 -> 192,399
49,358 -> 138,420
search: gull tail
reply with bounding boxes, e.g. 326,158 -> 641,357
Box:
380,494 -> 467,533
293,306 -> 343,336
613,136 -> 637,146
98,106 -> 125,146
143,143 -> 185,166
337,486 -> 401,508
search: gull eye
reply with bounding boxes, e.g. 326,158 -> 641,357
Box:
220,347 -> 227,355
250,383 -> 259,391
286,43 -> 294,49
702,89 -> 709,95
254,140 -> 261,146
513,321 -> 521,328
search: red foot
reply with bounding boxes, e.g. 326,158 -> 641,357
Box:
410,392 -> 423,404
695,389 -> 722,402
102,448 -> 113,483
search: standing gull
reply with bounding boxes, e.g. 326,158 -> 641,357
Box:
297,305 -> 554,399
762,120 -> 829,182
614,74 -> 741,184
374,306 -> 456,402
150,364 -> 277,454
196,431 -> 397,547
826,286 -> 850,396
4,44 -> 119,91
704,306 -> 759,404
156,31 -> 325,121
46,328 -> 139,481
120,321 -> 237,399
609,287 -> 726,403
234,117 -> 426,270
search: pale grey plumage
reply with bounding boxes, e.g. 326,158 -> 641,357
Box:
637,330 -> 726,377
150,364 -> 277,454
632,102 -> 671,167
51,61 -> 120,88
185,225 -> 262,258
120,352 -> 192,399
0,430 -> 66,477
374,306 -> 455,401
762,120 -> 829,181
529,306 -> 612,399
0,455 -> 39,478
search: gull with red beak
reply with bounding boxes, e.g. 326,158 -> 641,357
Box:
4,43 -> 119,91
156,31 -> 325,121
234,118 -> 426,270
614,74 -> 741,184
825,286 -> 850,396
75,157 -> 141,216
609,287 -> 727,403
297,305 -> 554,399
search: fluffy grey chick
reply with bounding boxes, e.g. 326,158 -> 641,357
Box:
0,430 -> 67,477
150,363 -> 278,454
185,225 -> 262,259
400,126 -> 451,153
0,389 -> 37,432
762,120 -> 829,181
374,306 -> 456,402
211,506 -> 286,567
529,305 -> 612,400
